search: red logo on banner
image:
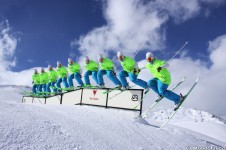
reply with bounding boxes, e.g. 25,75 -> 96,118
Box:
93,90 -> 97,96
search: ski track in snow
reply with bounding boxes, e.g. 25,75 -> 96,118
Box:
0,86 -> 226,150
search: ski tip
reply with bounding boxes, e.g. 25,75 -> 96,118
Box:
160,124 -> 166,129
196,76 -> 200,82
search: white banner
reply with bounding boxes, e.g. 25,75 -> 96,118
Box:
62,90 -> 82,105
45,95 -> 61,105
81,89 -> 107,106
108,90 -> 142,110
22,88 -> 143,112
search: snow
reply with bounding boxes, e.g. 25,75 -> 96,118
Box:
0,85 -> 226,149
145,108 -> 226,143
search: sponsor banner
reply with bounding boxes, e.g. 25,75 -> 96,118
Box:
108,90 -> 142,110
82,89 -> 107,106
23,88 -> 143,112
62,90 -> 82,105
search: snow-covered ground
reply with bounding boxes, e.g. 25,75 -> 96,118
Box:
0,85 -> 225,150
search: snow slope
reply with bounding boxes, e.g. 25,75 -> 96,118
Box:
0,86 -> 225,150
145,108 -> 226,143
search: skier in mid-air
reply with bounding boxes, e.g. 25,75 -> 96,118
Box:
145,52 -> 184,108
117,51 -> 150,93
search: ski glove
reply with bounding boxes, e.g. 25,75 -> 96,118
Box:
157,67 -> 162,72
133,68 -> 141,73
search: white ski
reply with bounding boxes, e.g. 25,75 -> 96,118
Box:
160,76 -> 200,128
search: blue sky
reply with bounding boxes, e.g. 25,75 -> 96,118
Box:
0,0 -> 225,71
1,0 -> 226,115
1,0 -> 105,71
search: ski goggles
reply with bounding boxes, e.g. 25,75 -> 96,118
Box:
99,58 -> 104,63
118,56 -> 124,61
147,57 -> 153,62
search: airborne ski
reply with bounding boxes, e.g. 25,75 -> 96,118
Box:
160,76 -> 199,128
139,77 -> 186,116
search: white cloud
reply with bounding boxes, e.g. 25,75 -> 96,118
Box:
72,0 -> 223,59
72,0 -> 168,60
208,35 -> 226,71
0,21 -> 60,86
0,20 -> 34,86
152,0 -> 200,23
0,20 -> 17,71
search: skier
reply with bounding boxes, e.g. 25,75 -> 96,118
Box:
56,61 -> 69,91
67,58 -> 84,89
46,65 -> 58,94
117,51 -> 150,93
38,68 -> 49,95
32,69 -> 40,94
97,54 -> 122,88
145,52 -> 184,108
84,56 -> 99,87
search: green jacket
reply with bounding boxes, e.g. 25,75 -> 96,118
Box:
145,58 -> 171,85
39,72 -> 49,84
99,58 -> 114,70
56,66 -> 68,78
48,70 -> 57,82
68,62 -> 80,74
85,60 -> 98,71
32,73 -> 40,85
121,56 -> 136,73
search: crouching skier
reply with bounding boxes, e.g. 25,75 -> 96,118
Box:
67,58 -> 84,89
145,52 -> 184,109
32,69 -> 40,95
38,68 -> 49,95
117,51 -> 150,94
83,56 -> 99,87
56,61 -> 69,92
97,54 -> 122,88
46,65 -> 58,95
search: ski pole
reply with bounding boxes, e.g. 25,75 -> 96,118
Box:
139,41 -> 188,71
165,41 -> 188,64
132,41 -> 145,58
111,55 -> 117,61
111,41 -> 145,61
